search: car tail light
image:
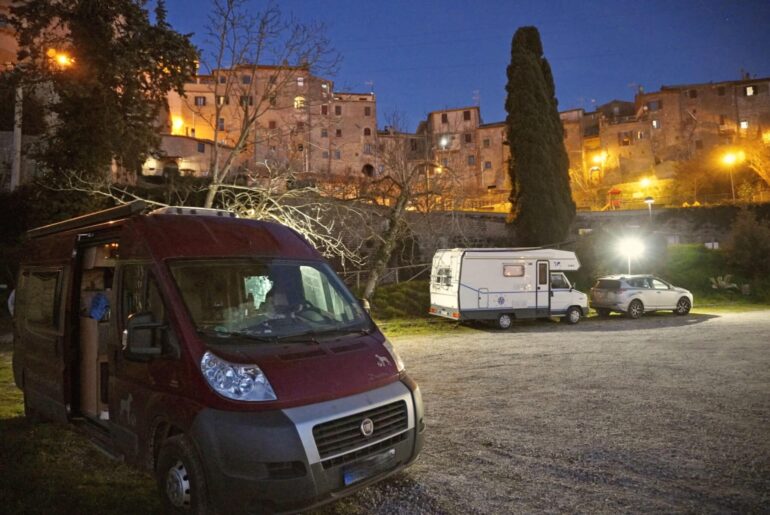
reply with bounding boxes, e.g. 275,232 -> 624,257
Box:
452,312 -> 460,319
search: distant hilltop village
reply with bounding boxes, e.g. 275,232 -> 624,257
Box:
1,2 -> 767,211
153,68 -> 769,210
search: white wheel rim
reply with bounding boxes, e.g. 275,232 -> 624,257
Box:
166,460 -> 191,508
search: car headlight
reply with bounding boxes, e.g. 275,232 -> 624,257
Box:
383,339 -> 405,372
200,351 -> 277,401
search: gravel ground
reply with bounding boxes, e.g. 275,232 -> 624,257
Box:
315,311 -> 770,514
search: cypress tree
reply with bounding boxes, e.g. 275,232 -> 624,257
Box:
505,26 -> 575,246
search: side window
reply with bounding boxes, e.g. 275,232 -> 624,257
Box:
652,279 -> 669,290
538,263 -> 548,285
22,269 -> 62,330
121,265 -> 146,329
503,264 -> 524,277
550,273 -> 569,289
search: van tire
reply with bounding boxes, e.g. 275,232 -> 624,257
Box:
626,299 -> 644,319
497,313 -> 513,330
564,306 -> 581,325
156,435 -> 209,514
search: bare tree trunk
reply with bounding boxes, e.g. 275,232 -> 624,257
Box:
204,183 -> 219,208
363,191 -> 409,300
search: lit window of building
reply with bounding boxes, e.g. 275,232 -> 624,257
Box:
740,120 -> 749,129
297,77 -> 304,87
652,119 -> 661,129
294,96 -> 306,109
744,86 -> 755,97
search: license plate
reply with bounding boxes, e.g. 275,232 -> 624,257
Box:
342,448 -> 396,486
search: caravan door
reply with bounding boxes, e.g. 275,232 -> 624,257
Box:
535,260 -> 550,317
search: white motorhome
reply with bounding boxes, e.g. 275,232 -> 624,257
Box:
429,248 -> 589,329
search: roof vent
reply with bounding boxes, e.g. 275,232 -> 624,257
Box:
149,206 -> 238,218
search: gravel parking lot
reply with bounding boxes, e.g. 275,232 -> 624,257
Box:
318,311 -> 770,514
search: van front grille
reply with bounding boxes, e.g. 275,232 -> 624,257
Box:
312,401 -> 408,460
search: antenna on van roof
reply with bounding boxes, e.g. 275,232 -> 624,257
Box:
27,200 -> 147,239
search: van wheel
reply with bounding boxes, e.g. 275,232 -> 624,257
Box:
157,435 -> 209,514
564,306 -> 581,324
497,313 -> 513,330
626,299 -> 644,319
675,297 -> 691,315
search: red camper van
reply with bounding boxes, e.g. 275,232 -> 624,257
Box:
12,201 -> 424,513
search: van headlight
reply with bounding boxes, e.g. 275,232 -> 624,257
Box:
200,351 -> 277,401
383,339 -> 405,372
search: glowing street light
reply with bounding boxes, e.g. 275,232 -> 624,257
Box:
617,237 -> 645,275
46,48 -> 74,68
644,196 -> 654,219
639,177 -> 651,188
722,150 -> 745,202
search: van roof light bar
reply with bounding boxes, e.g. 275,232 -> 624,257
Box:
27,200 -> 147,239
148,206 -> 238,218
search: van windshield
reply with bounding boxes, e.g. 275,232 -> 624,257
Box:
169,259 -> 369,341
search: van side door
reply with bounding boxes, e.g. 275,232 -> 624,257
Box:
111,263 -> 176,459
15,266 -> 70,422
535,260 -> 550,317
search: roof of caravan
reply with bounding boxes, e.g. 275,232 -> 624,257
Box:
437,248 -> 577,258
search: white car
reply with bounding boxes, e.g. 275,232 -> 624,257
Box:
589,275 -> 693,319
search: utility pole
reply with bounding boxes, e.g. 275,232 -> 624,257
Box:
11,84 -> 22,190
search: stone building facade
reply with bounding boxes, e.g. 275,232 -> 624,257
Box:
161,65 -> 379,182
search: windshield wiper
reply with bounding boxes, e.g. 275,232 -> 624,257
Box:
197,328 -> 277,343
272,331 -> 321,345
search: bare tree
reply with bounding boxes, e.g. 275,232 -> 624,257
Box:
744,138 -> 770,188
356,115 -> 457,300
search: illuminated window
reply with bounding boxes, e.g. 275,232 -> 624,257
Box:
744,86 -> 755,97
740,120 -> 749,129
652,119 -> 661,129
294,96 -> 306,109
503,264 -> 524,278
216,95 -> 229,106
297,77 -> 304,87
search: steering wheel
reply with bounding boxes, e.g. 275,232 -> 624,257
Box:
292,301 -> 335,322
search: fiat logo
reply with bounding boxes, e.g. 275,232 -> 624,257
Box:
360,418 -> 374,437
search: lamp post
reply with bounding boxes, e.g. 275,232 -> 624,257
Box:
644,196 -> 654,220
9,49 -> 73,191
618,237 -> 644,275
721,150 -> 744,203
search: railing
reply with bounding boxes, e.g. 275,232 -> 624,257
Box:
339,263 -> 431,290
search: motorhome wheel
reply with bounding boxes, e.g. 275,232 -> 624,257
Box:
564,306 -> 581,324
497,313 -> 512,330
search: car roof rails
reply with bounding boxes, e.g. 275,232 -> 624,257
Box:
27,200 -> 147,239
148,206 -> 238,218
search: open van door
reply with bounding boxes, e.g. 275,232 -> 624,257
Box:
15,266 -> 71,422
535,260 -> 550,317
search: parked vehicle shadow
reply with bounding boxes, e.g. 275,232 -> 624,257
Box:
0,417 -> 159,514
469,312 -> 720,334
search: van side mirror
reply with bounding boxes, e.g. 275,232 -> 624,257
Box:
124,312 -> 165,361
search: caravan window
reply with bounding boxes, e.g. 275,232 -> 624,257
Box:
22,269 -> 62,330
502,264 -> 524,277
435,267 -> 452,286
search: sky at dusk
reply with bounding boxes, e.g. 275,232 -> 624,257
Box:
163,0 -> 770,131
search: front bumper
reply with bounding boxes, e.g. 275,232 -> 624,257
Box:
189,378 -> 425,513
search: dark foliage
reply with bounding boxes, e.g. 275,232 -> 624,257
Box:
505,26 -> 575,245
8,0 -> 198,179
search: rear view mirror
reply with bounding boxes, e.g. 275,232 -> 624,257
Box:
124,312 -> 165,360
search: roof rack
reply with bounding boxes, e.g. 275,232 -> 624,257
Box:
27,200 -> 147,239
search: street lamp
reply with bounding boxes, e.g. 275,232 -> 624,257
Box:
617,237 -> 644,275
10,48 -> 74,191
644,196 -> 654,219
722,150 -> 745,202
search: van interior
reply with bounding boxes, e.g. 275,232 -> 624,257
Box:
76,242 -> 118,423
